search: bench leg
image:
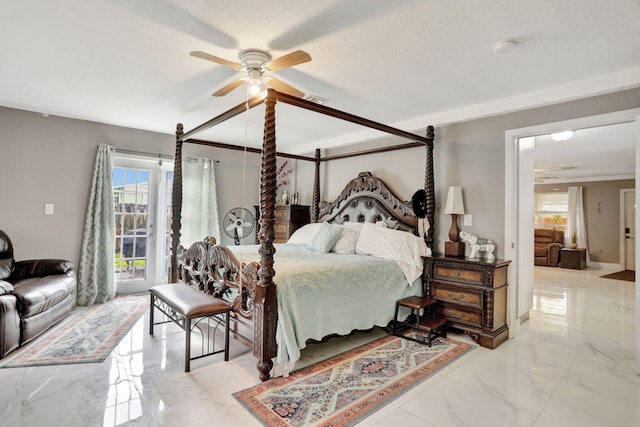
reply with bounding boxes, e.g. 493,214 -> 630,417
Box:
392,303 -> 400,334
185,317 -> 192,372
224,311 -> 230,361
149,294 -> 155,335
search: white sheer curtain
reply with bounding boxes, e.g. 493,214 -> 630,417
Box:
181,156 -> 221,247
567,185 -> 590,263
77,144 -> 116,305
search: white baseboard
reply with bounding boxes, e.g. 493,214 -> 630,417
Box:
587,261 -> 623,270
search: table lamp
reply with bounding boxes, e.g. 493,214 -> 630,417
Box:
444,186 -> 465,256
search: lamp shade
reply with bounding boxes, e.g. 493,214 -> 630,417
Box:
443,186 -> 465,215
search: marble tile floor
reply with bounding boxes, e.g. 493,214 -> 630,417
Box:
0,265 -> 638,426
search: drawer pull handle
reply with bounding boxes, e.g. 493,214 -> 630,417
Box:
447,292 -> 466,300
447,310 -> 466,319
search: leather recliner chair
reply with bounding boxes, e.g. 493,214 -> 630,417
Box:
0,230 -> 76,358
534,228 -> 564,266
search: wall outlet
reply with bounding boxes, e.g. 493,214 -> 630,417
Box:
463,214 -> 472,226
45,203 -> 54,215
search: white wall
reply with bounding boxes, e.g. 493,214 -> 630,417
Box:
1,87 -> 639,303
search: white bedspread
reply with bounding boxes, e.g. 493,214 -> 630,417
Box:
229,243 -> 422,375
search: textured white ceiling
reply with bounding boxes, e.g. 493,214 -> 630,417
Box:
1,0 -> 639,175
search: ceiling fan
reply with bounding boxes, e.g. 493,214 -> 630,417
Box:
190,48 -> 311,98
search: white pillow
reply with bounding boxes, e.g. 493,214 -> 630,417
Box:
331,227 -> 360,255
308,222 -> 344,253
343,221 -> 365,231
287,223 -> 323,245
355,222 -> 429,284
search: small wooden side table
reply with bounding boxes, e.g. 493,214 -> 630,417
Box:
560,248 -> 587,270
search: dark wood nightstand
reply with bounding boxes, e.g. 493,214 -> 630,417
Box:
423,255 -> 510,349
560,248 -> 587,270
254,205 -> 310,243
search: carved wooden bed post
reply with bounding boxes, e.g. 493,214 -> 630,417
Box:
424,125 -> 436,250
170,123 -> 184,283
255,89 -> 278,381
312,148 -> 321,222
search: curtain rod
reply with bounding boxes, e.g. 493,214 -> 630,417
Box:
111,147 -> 175,160
110,148 -> 219,163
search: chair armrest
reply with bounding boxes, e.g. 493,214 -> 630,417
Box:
547,243 -> 563,265
11,259 -> 74,281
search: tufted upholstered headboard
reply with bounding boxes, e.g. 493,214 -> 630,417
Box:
317,171 -> 418,234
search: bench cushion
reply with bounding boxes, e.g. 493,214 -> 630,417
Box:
149,284 -> 229,318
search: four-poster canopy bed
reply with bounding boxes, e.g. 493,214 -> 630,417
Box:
170,89 -> 436,380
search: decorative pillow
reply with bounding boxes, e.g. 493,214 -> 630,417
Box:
355,222 -> 430,284
331,227 -> 360,255
0,280 -> 14,295
343,222 -> 365,231
308,223 -> 344,253
287,223 -> 323,245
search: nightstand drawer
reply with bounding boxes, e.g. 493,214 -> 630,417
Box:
274,210 -> 289,219
435,265 -> 483,284
433,283 -> 483,309
274,223 -> 289,234
255,205 -> 310,244
436,304 -> 483,328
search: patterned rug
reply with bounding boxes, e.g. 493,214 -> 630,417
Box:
234,332 -> 474,427
0,294 -> 149,368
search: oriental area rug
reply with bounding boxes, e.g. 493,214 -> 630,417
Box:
0,294 -> 148,368
234,332 -> 474,427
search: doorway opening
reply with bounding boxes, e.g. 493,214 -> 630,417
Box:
504,108 -> 640,337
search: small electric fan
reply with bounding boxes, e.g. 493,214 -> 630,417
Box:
223,208 -> 255,245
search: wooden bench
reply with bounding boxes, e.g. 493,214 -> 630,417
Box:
149,283 -> 231,372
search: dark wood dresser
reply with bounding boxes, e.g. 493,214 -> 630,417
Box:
423,255 -> 510,349
255,205 -> 310,243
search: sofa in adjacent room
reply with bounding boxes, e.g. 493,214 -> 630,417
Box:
0,230 -> 77,358
534,228 -> 565,266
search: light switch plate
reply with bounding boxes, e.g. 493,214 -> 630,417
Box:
45,204 -> 54,215
463,214 -> 472,226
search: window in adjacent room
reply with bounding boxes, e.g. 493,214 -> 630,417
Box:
534,192 -> 568,232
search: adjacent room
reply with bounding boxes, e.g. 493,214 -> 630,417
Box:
1,1 -> 639,426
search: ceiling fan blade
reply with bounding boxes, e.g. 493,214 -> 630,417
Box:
266,77 -> 304,98
190,51 -> 241,69
267,50 -> 311,71
212,78 -> 245,96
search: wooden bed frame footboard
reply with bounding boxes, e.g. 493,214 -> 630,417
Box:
177,237 -> 259,348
